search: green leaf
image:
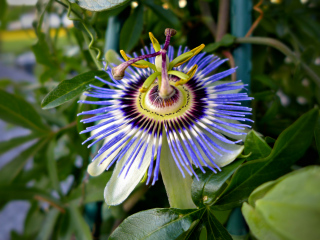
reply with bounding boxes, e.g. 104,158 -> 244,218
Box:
0,133 -> 41,156
242,166 -> 320,240
46,140 -> 62,195
109,208 -> 204,240
120,5 -> 144,52
252,75 -> 278,90
0,0 -> 7,22
0,139 -> 49,184
191,160 -> 244,207
41,71 -> 109,109
31,32 -> 57,68
65,172 -> 112,205
0,185 -> 64,211
203,34 -> 236,52
206,210 -> 233,240
0,89 -> 49,132
68,204 -> 93,240
143,0 -> 179,27
214,108 -> 319,210
68,0 -> 130,11
315,111 -> 320,160
243,130 -> 272,161
36,208 -> 60,240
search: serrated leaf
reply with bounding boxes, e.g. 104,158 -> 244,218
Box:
0,89 -> 49,132
243,130 -> 272,161
0,133 -> 41,156
0,139 -> 49,184
143,0 -> 179,27
191,160 -> 244,207
109,208 -> 204,240
214,108 -> 319,210
68,0 -> 131,11
120,5 -> 144,52
41,71 -> 109,109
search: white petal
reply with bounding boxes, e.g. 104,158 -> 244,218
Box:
104,134 -> 153,206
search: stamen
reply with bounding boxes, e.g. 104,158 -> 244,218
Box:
175,64 -> 198,86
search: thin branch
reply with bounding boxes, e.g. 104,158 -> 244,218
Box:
236,37 -> 320,89
216,0 -> 229,41
34,195 -> 66,213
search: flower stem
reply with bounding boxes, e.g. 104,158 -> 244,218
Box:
235,37 -> 320,89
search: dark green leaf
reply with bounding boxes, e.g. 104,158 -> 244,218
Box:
109,208 -> 204,240
24,202 -> 45,238
41,71 -> 109,109
120,5 -> 144,52
69,0 -> 130,11
206,210 -> 233,240
0,185 -> 64,210
252,75 -> 278,90
0,133 -> 41,156
0,139 -> 49,184
203,34 -> 236,52
260,97 -> 280,124
0,0 -> 7,22
65,172 -> 112,205
68,204 -> 93,240
315,111 -> 320,160
214,108 -> 319,210
36,208 -> 60,240
243,130 -> 272,161
46,140 -> 62,195
191,160 -> 244,207
31,32 -> 57,68
143,0 -> 179,27
0,89 -> 49,132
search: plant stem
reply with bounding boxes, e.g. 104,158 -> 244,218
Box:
235,37 -> 320,89
198,0 -> 216,39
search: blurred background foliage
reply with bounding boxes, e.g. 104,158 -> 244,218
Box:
0,0 -> 319,239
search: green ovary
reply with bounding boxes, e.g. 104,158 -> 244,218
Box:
136,83 -> 193,121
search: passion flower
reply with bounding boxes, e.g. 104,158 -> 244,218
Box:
78,29 -> 253,206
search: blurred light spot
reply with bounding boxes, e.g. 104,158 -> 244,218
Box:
162,3 -> 169,9
302,78 -> 309,87
315,57 -> 320,66
297,96 -> 307,105
131,1 -> 138,8
300,0 -> 308,4
179,0 -> 187,8
270,0 -> 282,3
284,56 -> 292,64
276,90 -> 290,107
7,0 -> 37,5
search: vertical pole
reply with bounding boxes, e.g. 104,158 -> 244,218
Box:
230,0 -> 252,93
227,0 -> 252,238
